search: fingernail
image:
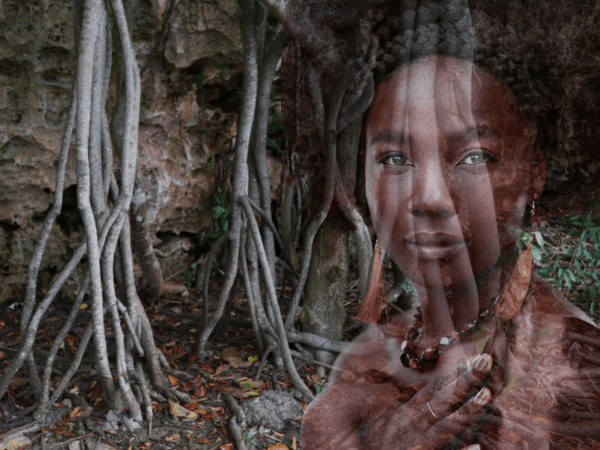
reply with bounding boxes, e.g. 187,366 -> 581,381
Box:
474,354 -> 490,373
474,388 -> 490,406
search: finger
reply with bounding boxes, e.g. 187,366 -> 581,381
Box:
427,354 -> 492,417
414,388 -> 491,448
407,353 -> 486,412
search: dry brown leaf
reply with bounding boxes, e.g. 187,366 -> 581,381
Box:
220,444 -> 234,450
183,402 -> 199,410
272,431 -> 285,438
168,374 -> 179,385
221,348 -> 245,368
496,243 -> 532,319
69,406 -> 84,419
214,364 -> 224,375
292,435 -> 297,450
267,444 -> 290,450
237,378 -> 265,389
165,434 -> 180,442
169,398 -> 193,418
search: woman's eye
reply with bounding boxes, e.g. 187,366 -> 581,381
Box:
379,152 -> 413,166
458,150 -> 497,166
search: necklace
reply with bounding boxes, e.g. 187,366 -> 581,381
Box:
399,296 -> 499,370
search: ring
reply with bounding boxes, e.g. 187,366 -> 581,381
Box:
427,402 -> 439,420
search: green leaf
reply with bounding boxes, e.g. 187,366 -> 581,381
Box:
268,122 -> 284,130
176,261 -> 183,268
222,220 -> 229,232
532,231 -> 544,248
196,73 -> 205,88
269,112 -> 282,120
209,231 -> 223,239
186,270 -> 193,280
531,245 -> 543,262
211,205 -> 227,219
581,229 -> 590,241
237,90 -> 244,99
191,262 -> 198,269
196,205 -> 204,211
231,50 -> 243,56
565,269 -> 576,282
266,138 -> 278,149
197,129 -> 208,135
214,64 -> 229,70
198,88 -> 207,101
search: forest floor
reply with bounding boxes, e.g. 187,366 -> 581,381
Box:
0,178 -> 599,450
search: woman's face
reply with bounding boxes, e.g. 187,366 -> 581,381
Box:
366,55 -> 539,290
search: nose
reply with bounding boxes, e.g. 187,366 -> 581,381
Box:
411,159 -> 455,218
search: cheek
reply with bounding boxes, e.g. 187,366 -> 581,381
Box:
368,173 -> 411,241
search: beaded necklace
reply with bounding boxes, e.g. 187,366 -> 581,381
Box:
399,296 -> 499,370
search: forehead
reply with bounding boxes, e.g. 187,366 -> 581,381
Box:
367,56 -> 530,146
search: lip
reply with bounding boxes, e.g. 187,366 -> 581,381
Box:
405,232 -> 467,260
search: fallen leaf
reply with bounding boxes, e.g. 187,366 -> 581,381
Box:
267,444 -> 289,450
272,431 -> 285,438
221,348 -> 246,368
165,434 -> 180,442
194,384 -> 206,398
220,444 -> 234,450
168,374 -> 179,385
292,435 -> 297,450
169,398 -> 193,418
184,402 -> 199,410
196,438 -> 209,444
237,378 -> 265,389
69,406 -> 84,419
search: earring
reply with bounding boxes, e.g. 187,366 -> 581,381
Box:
356,240 -> 387,324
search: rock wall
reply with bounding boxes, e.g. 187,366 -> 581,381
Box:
0,0 -> 249,303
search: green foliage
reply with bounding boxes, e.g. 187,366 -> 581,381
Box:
524,211 -> 600,314
313,378 -> 327,393
197,186 -> 230,263
243,428 -> 258,446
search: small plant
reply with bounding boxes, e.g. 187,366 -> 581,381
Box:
243,427 -> 258,447
524,211 -> 600,314
197,186 -> 230,263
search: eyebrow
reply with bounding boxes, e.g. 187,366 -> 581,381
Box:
370,125 -> 502,147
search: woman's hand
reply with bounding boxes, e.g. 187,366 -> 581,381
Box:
363,353 -> 493,450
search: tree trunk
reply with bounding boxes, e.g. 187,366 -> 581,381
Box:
301,117 -> 362,371
301,216 -> 350,368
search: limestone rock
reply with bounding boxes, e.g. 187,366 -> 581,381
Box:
0,0 -> 243,303
241,390 -> 303,432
